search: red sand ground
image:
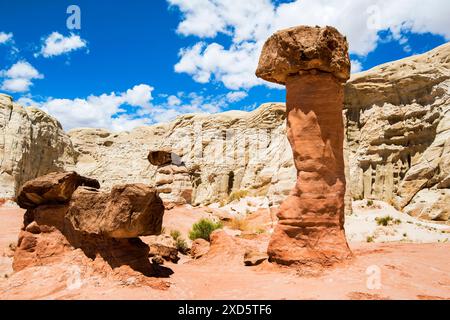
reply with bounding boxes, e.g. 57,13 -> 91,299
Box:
0,207 -> 449,300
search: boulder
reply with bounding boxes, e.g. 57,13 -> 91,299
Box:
146,234 -> 180,263
256,25 -> 350,85
16,171 -> 100,209
66,184 -> 164,238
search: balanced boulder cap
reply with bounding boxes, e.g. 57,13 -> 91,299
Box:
256,25 -> 352,267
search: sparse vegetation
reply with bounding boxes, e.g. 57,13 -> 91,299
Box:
229,190 -> 249,202
403,233 -> 407,237
366,236 -> 375,243
228,216 -> 249,231
170,230 -> 189,254
189,219 -> 223,241
175,238 -> 189,254
170,230 -> 182,240
367,199 -> 374,207
375,215 -> 394,227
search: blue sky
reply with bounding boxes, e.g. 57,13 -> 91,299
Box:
0,0 -> 448,131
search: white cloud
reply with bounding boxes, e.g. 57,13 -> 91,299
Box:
1,61 -> 43,93
169,0 -> 450,89
0,32 -> 13,44
15,84 -> 233,131
18,84 -> 154,131
37,32 -> 87,58
1,78 -> 33,93
351,60 -> 363,74
124,84 -> 154,107
167,95 -> 182,106
226,90 -> 248,102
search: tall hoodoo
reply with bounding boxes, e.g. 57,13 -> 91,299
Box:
256,25 -> 352,266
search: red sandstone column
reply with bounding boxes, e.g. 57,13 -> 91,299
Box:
256,26 -> 352,267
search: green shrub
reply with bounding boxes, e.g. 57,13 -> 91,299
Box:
189,219 -> 223,241
375,215 -> 394,227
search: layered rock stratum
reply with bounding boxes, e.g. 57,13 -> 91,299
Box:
0,42 -> 449,221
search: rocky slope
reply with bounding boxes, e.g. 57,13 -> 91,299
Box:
0,94 -> 76,199
0,43 -> 448,221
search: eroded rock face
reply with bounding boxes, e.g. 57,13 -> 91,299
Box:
256,25 -> 352,267
344,43 -> 450,221
13,172 -> 164,275
0,94 -> 77,200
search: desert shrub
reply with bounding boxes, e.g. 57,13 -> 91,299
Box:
189,219 -> 222,241
394,219 -> 402,225
375,215 -> 394,227
169,229 -> 189,254
228,190 -> 249,203
367,199 -> 374,207
175,238 -> 189,254
366,236 -> 375,243
170,230 -> 182,241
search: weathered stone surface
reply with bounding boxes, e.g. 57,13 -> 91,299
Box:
145,234 -> 180,263
16,171 -> 99,209
244,250 -> 268,266
190,238 -> 210,259
66,184 -> 164,238
256,26 -> 350,84
148,149 -> 175,166
257,25 -> 352,267
344,42 -> 450,220
0,94 -> 77,200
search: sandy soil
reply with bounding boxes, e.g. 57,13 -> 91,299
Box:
1,204 -> 449,300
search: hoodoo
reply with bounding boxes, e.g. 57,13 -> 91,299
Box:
256,25 -> 352,266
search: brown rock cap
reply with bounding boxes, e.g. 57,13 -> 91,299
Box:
256,25 -> 351,84
16,171 -> 100,209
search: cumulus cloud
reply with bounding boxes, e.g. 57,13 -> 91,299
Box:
1,61 -> 43,92
0,32 -> 13,44
37,32 -> 87,58
226,90 -> 248,102
19,84 -> 154,131
169,0 -> 450,89
351,60 -> 363,74
16,85 -> 235,131
167,95 -> 182,106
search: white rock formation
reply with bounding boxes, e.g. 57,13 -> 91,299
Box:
0,94 -> 76,199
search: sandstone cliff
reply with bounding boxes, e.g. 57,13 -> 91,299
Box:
0,94 -> 77,199
344,42 -> 450,221
68,103 -> 295,207
0,43 -> 448,221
